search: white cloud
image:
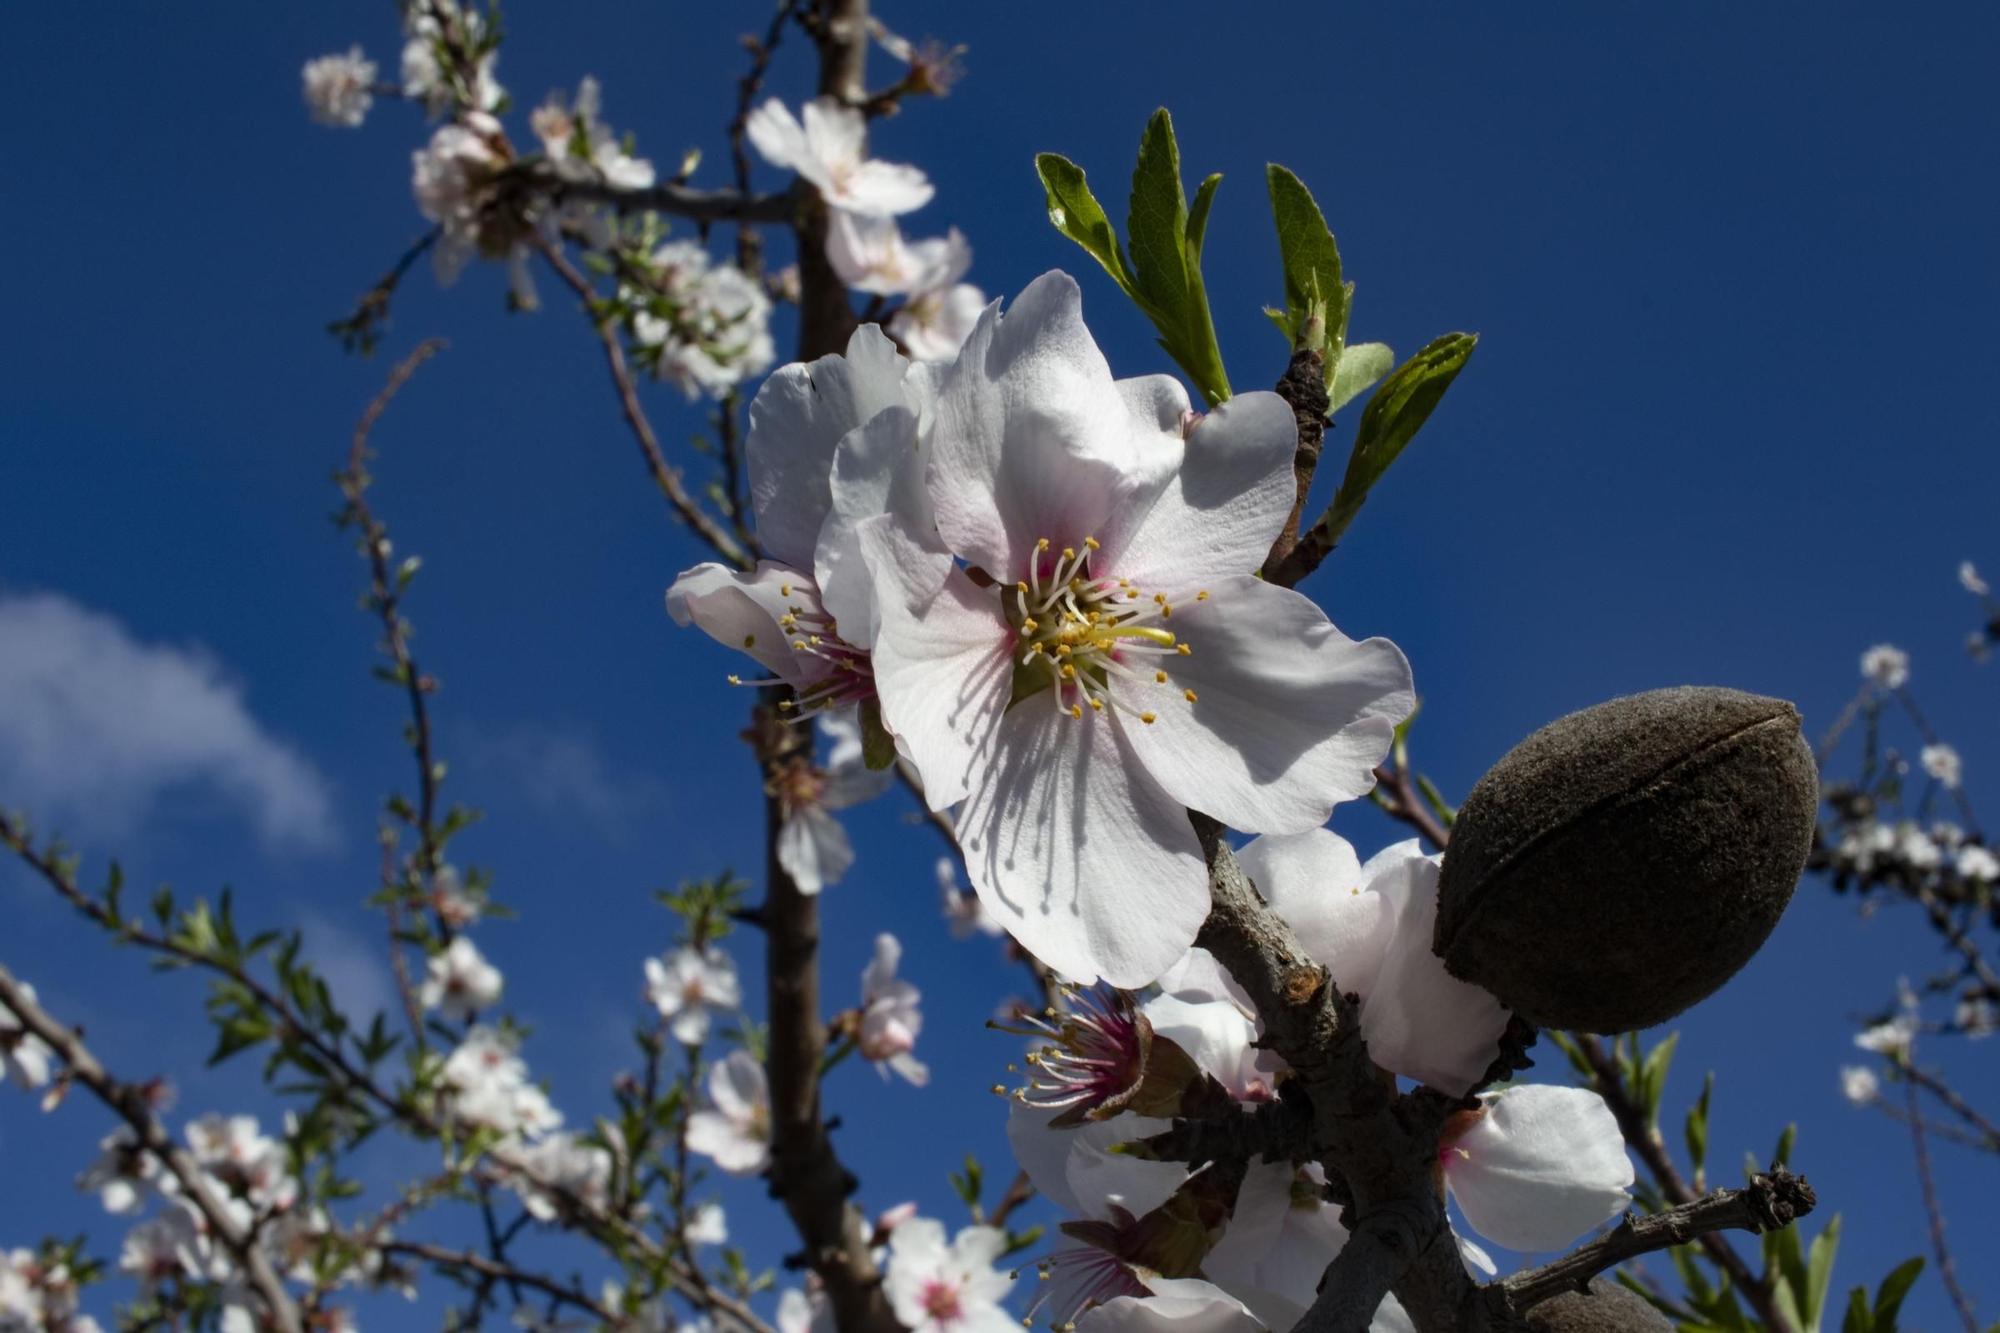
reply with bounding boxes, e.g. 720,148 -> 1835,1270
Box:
298,909 -> 399,1026
0,591 -> 334,848
456,720 -> 670,835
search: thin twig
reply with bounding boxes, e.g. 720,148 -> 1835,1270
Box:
728,0 -> 806,275
537,239 -> 752,568
1904,1061 -> 2000,1151
1903,1060 -> 1980,1333
381,1240 -> 616,1321
1493,1171 -> 1817,1317
0,966 -> 304,1333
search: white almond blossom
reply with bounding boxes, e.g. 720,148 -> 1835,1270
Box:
1955,996 -> 1997,1037
777,1287 -> 831,1333
686,1201 -> 729,1246
668,322 -> 928,712
2,1247 -> 99,1333
1921,742 -> 1963,789
882,1219 -> 1017,1333
183,1113 -> 298,1213
773,709 -> 896,895
531,76 -> 655,191
76,1126 -> 160,1215
0,980 -> 54,1090
860,272 -> 1414,987
301,47 -> 377,128
506,1131 -> 614,1221
411,115 -> 508,284
939,857 -> 1003,939
1840,1065 -> 1880,1104
440,1025 -> 562,1142
745,97 -> 934,217
891,280 -> 987,364
1957,843 -> 2000,883
1438,1085 -> 1633,1258
1238,830 -> 1509,1096
824,215 -> 986,360
626,240 -> 777,399
1860,643 -> 1910,690
401,2 -> 504,118
686,1049 -> 771,1174
858,933 -> 928,1085
1960,561 -> 1988,596
1855,1014 -> 1917,1058
644,944 -> 742,1045
419,935 -> 505,1020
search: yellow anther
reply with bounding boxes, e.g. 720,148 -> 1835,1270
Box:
1089,697 -> 1104,711
780,583 -> 792,596
1061,664 -> 1076,680
1017,580 -> 1030,593
1184,689 -> 1199,703
1069,704 -> 1083,719
1037,537 -> 1050,550
808,635 -> 823,645
743,634 -> 757,647
1176,643 -> 1192,655
1196,589 -> 1210,600
1127,589 -> 1140,599
1084,536 -> 1100,550
1140,711 -> 1157,724
1062,547 -> 1076,560
1161,605 -> 1172,619
778,699 -> 796,710
1154,593 -> 1167,604
1020,617 -> 1038,634
728,674 -> 743,685
1155,670 -> 1168,683
1057,644 -> 1072,657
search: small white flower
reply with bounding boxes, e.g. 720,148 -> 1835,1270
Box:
685,1050 -> 771,1174
644,945 -> 742,1045
76,1126 -> 160,1214
420,936 -> 504,1021
184,1113 -> 297,1212
1961,561 -> 1989,597
859,934 -> 928,1085
745,98 -> 934,217
882,1219 -> 1017,1333
1854,1016 -> 1916,1058
626,242 -> 777,399
939,857 -> 1003,939
1860,644 -> 1910,689
1921,743 -> 1963,790
1954,996 -> 1997,1038
441,1026 -> 563,1142
889,282 -> 986,363
1956,844 -> 2000,883
0,980 -> 55,1091
432,865 -> 484,928
773,709 -> 895,896
1840,1065 -> 1880,1104
401,2 -> 504,118
411,116 -> 507,285
531,76 -> 655,191
505,1131 -> 613,1222
302,47 -> 377,128
776,1288 -> 830,1333
1894,820 -> 1942,871
685,1200 -> 728,1246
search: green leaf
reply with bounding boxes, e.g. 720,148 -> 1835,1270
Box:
1640,1031 -> 1679,1128
1843,1288 -> 1873,1333
1318,332 -> 1477,548
1265,164 -> 1348,371
1186,173 -> 1222,260
1805,1216 -> 1842,1333
1329,342 -> 1394,414
1685,1071 -> 1714,1176
1127,110 -> 1194,324
1033,153 -> 1133,299
1870,1257 -> 1925,1331
859,698 -> 897,771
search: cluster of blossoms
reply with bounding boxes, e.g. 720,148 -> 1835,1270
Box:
0,1247 -> 96,1333
623,240 -> 778,399
0,980 -> 55,1093
989,831 -> 1633,1333
747,95 -> 984,361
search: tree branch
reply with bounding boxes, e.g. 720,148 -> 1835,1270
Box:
1903,1062 -> 1980,1333
1491,1172 -> 1817,1318
0,965 -> 303,1333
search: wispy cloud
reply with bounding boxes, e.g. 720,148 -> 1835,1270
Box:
0,591 -> 334,849
455,720 -> 672,837
297,909 -> 399,1027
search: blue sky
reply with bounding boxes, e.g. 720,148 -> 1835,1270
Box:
3,2 -> 1998,1329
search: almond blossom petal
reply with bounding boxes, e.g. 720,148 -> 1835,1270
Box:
1103,392 -> 1298,587
817,404 -> 926,644
747,324 -> 912,571
1121,577 -> 1414,833
842,161 -> 938,216
1203,1161 -> 1349,1330
927,273 -> 1177,578
743,99 -> 810,177
1074,1283 -> 1266,1333
778,805 -> 853,896
1444,1085 -> 1633,1252
667,561 -> 828,685
1236,829 -> 1384,995
1360,851 -> 1509,1096
958,700 -> 1208,987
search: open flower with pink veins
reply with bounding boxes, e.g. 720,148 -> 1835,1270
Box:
858,272 -> 1415,986
746,97 -> 934,218
667,325 -> 927,717
883,1219 -> 1016,1333
686,1050 -> 772,1175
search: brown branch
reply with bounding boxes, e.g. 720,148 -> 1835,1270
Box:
1570,1034 -> 1794,1331
1492,1171 -> 1817,1319
380,1239 -> 616,1322
0,966 -> 303,1333
1904,1060 -> 2000,1152
984,1168 -> 1037,1230
522,166 -> 794,226
758,710 -> 900,1333
1903,1062 -> 1980,1333
1371,761 -> 1451,852
729,0 -> 806,275
537,239 -> 753,568
1261,347 -> 1330,583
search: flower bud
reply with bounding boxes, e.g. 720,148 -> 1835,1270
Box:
1526,1279 -> 1676,1333
1434,686 -> 1818,1033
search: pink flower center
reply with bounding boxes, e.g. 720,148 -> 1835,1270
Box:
1006,536 -> 1206,725
920,1278 -> 963,1322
